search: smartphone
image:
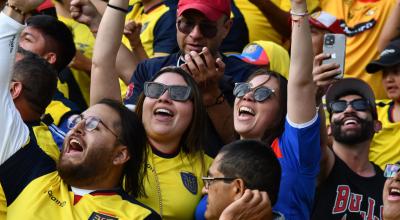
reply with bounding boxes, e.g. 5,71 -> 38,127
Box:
322,34 -> 346,79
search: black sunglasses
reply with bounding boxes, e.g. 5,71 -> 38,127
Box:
144,82 -> 192,101
233,82 -> 275,102
330,99 -> 370,113
177,19 -> 218,38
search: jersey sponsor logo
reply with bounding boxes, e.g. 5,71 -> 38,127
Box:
339,19 -> 376,37
46,190 -> 66,207
141,22 -> 149,34
332,185 -> 382,220
124,83 -> 135,101
88,212 -> 118,220
181,171 -> 198,195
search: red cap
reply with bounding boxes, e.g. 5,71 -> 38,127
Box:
36,0 -> 55,12
309,11 -> 344,34
177,0 -> 231,21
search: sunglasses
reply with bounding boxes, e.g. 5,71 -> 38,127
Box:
144,82 -> 192,101
67,114 -> 119,138
202,176 -> 237,190
233,82 -> 275,102
177,19 -> 218,38
330,99 -> 370,113
384,164 -> 400,178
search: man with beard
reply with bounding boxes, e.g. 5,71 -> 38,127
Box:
311,78 -> 386,220
0,2 -> 160,219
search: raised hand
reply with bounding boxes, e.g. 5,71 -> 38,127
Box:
70,0 -> 102,32
313,53 -> 341,100
123,21 -> 142,49
8,0 -> 44,13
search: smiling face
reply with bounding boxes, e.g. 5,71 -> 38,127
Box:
330,95 -> 376,145
58,104 -> 121,187
234,75 -> 281,140
383,169 -> 400,220
142,72 -> 194,147
176,10 -> 231,56
382,64 -> 400,101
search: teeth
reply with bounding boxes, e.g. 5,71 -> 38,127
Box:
239,106 -> 255,115
70,139 -> 81,146
344,119 -> 357,125
391,188 -> 400,194
155,108 -> 173,116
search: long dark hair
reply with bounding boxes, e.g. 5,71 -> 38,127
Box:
246,69 -> 288,147
98,99 -> 147,197
135,66 -> 207,164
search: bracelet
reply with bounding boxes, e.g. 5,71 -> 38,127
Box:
206,93 -> 225,108
107,3 -> 129,13
290,9 -> 308,17
5,2 -> 25,16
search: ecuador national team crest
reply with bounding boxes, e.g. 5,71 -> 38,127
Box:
180,171 -> 198,195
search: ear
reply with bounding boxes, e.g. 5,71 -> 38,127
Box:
374,120 -> 382,133
221,18 -> 232,39
327,124 -> 332,136
112,146 -> 130,166
43,52 -> 57,65
10,81 -> 23,99
232,178 -> 246,201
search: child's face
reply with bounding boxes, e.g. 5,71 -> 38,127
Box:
382,64 -> 400,101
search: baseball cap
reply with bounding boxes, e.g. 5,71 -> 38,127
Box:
309,11 -> 344,34
230,41 -> 290,78
177,0 -> 231,21
366,39 -> 400,73
326,78 -> 377,119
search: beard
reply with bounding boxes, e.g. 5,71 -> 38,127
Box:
57,146 -> 111,187
331,114 -> 375,145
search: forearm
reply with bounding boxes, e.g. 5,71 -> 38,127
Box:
206,102 -> 236,144
90,0 -> 128,105
287,2 -> 316,124
116,44 -> 140,84
378,2 -> 400,52
251,0 -> 291,38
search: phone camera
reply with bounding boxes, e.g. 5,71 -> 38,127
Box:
325,35 -> 335,46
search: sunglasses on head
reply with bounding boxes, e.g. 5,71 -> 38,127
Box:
384,163 -> 400,178
177,19 -> 218,38
233,82 -> 275,102
144,82 -> 192,102
330,99 -> 370,113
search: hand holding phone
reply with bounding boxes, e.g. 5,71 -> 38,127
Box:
322,34 -> 346,79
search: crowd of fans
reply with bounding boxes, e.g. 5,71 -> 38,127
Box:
1,0 -> 400,219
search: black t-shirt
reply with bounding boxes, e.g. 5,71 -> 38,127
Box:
312,154 -> 385,220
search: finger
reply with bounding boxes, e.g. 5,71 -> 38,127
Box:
215,58 -> 225,75
313,53 -> 330,67
184,54 -> 200,79
240,189 -> 254,203
190,51 -> 207,76
202,47 -> 215,69
249,190 -> 262,205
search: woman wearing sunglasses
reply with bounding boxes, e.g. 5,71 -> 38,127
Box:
382,162 -> 400,220
229,3 -> 321,219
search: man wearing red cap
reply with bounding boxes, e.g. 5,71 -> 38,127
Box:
124,0 -> 257,153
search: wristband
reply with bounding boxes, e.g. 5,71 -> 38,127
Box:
5,2 -> 25,16
107,3 -> 129,13
206,93 -> 225,108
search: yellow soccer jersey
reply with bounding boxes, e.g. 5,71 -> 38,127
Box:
320,0 -> 395,99
138,147 -> 213,220
0,140 -> 160,220
234,0 -> 319,46
58,16 -> 94,107
123,1 -> 177,57
369,100 -> 400,169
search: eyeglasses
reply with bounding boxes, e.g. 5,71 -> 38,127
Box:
144,82 -> 192,102
384,163 -> 400,178
202,176 -> 237,189
177,19 -> 219,38
67,114 -> 119,138
233,82 -> 275,102
330,99 -> 370,113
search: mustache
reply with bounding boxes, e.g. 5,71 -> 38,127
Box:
332,112 -> 362,125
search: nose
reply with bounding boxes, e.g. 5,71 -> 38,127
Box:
71,119 -> 86,135
201,186 -> 208,195
242,91 -> 255,102
189,24 -> 204,39
342,103 -> 357,113
383,72 -> 395,83
157,89 -> 172,103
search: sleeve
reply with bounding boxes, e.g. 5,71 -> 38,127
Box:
124,62 -> 149,105
0,12 -> 30,165
280,113 -> 321,174
152,10 -> 178,54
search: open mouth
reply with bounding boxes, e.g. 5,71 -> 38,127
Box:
389,187 -> 400,197
154,108 -> 174,117
239,106 -> 255,116
68,138 -> 84,153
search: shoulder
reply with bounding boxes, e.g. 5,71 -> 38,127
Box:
117,190 -> 161,220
